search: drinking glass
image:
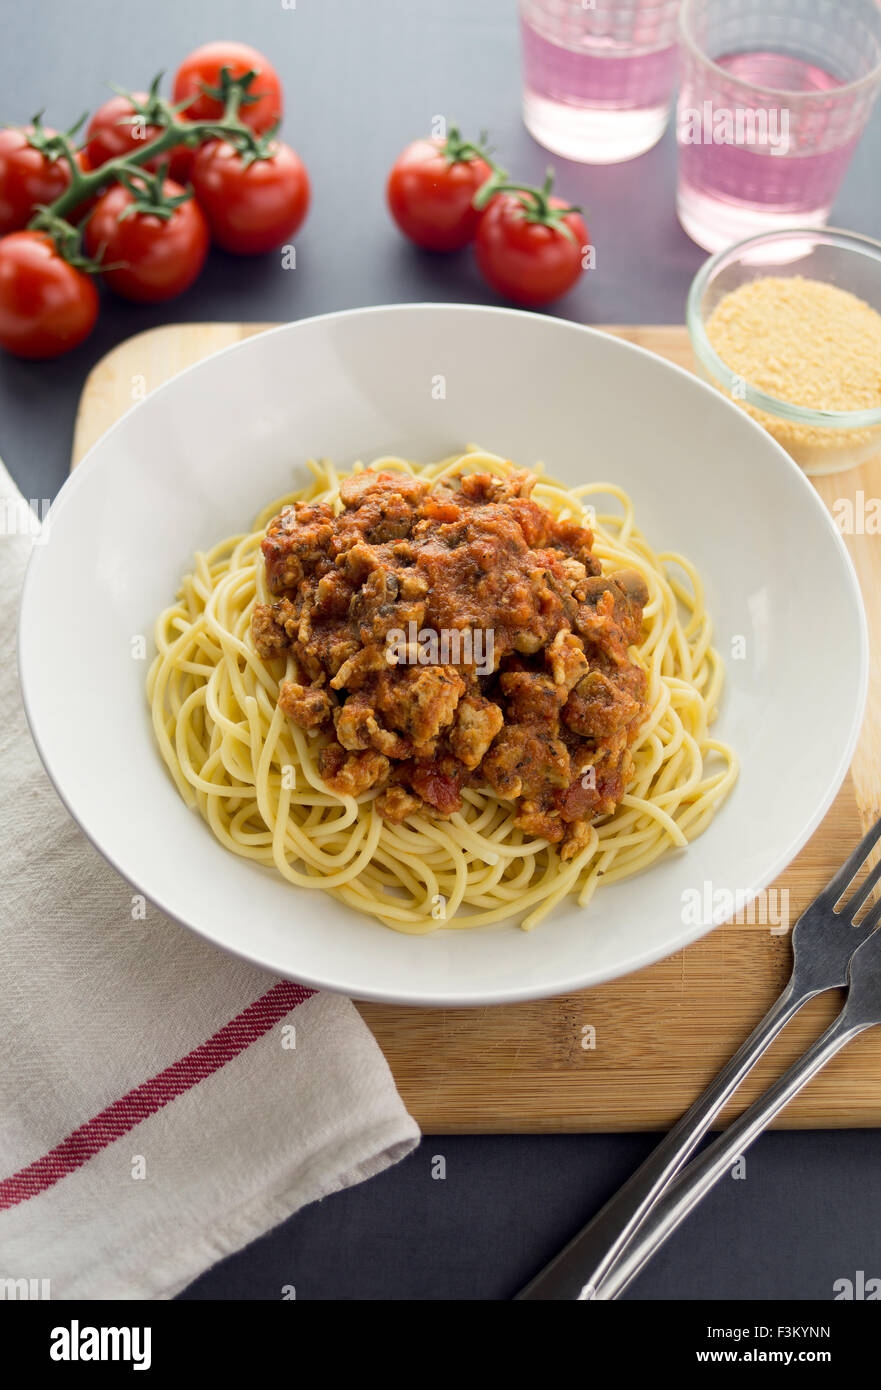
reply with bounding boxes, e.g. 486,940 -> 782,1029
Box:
677,0 -> 881,251
519,0 -> 682,163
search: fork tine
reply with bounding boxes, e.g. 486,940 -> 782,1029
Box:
855,892 -> 881,939
819,812 -> 881,907
842,850 -> 881,923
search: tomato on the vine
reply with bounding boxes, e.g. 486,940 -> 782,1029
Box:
85,89 -> 195,186
0,127 -> 75,236
173,42 -> 283,136
387,131 -> 494,252
84,179 -> 209,302
0,230 -> 98,358
85,95 -> 165,173
473,191 -> 587,306
191,139 -> 309,255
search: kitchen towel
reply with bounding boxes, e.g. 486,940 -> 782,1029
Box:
0,458 -> 420,1299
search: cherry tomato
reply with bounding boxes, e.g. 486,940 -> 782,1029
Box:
85,94 -> 197,190
84,180 -> 209,303
191,140 -> 309,255
85,94 -> 165,172
387,137 -> 493,252
173,41 -> 283,135
0,231 -> 98,359
474,193 -> 588,306
0,127 -> 74,236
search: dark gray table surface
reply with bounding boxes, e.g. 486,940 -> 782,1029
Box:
3,0 -> 880,1302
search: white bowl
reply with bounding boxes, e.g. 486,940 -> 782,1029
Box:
19,305 -> 867,1006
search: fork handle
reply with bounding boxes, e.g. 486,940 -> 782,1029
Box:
593,1009 -> 866,1300
516,975 -> 805,1300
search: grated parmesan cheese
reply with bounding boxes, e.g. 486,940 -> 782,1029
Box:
704,275 -> 881,470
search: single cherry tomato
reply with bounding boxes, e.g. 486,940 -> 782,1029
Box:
474,192 -> 588,306
0,127 -> 74,236
85,94 -> 165,172
85,94 -> 196,189
84,180 -> 209,303
173,41 -> 283,135
0,231 -> 98,359
387,134 -> 493,252
191,140 -> 309,255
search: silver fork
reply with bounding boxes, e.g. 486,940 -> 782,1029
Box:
517,813 -> 881,1301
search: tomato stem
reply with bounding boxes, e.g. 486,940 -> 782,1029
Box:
472,165 -> 582,241
28,69 -> 266,233
106,71 -> 170,126
16,110 -> 88,176
442,124 -> 501,173
27,208 -> 110,272
113,162 -> 194,221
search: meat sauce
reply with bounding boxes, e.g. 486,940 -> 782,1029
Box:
251,469 -> 649,859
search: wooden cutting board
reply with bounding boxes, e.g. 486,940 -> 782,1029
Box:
72,321 -> 881,1132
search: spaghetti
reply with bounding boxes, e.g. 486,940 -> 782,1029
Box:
148,449 -> 738,932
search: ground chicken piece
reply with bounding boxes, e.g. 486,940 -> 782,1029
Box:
546,630 -> 589,690
448,695 -> 504,770
339,471 -> 429,509
514,801 -> 565,843
278,682 -> 333,729
499,671 -> 566,724
563,669 -> 643,740
559,557 -> 588,588
497,579 -> 538,632
334,694 -> 375,750
366,722 -> 411,758
511,629 -> 546,655
338,541 -> 380,583
314,569 -> 354,617
398,570 -> 429,599
459,469 -> 536,503
330,645 -> 388,692
345,566 -> 427,645
560,820 -> 594,862
585,651 -> 648,707
251,602 -> 294,659
337,474 -> 424,544
261,502 -> 334,594
376,666 -> 465,744
481,725 -> 570,800
333,694 -> 411,758
375,784 -> 423,823
318,744 -> 390,797
347,566 -> 399,637
323,636 -> 361,677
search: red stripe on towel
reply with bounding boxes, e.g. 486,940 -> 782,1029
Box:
0,980 -> 313,1210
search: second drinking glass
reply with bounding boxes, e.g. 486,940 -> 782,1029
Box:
677,0 -> 881,251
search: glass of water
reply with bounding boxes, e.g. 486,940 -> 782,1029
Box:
677,0 -> 881,251
519,0 -> 683,164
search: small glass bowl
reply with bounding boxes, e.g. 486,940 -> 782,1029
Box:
686,227 -> 881,476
